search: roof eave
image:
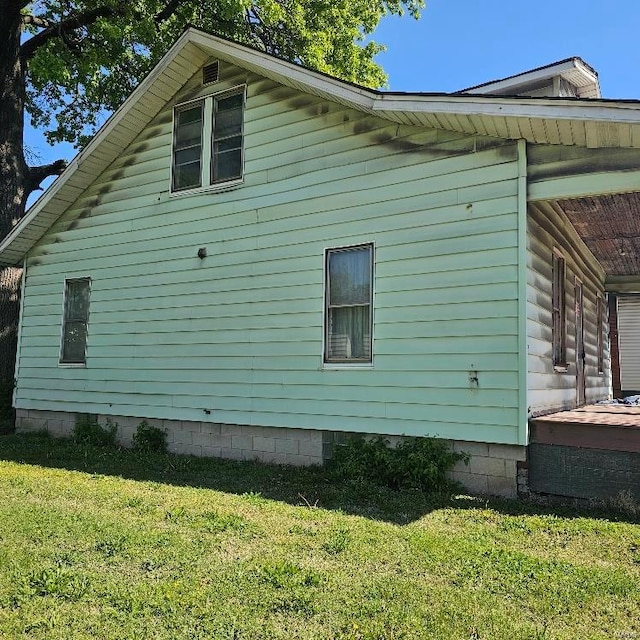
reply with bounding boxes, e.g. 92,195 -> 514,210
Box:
459,57 -> 601,98
2,29 -> 639,266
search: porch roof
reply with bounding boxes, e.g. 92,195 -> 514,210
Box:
527,142 -> 640,288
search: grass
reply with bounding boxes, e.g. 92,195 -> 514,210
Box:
0,432 -> 639,639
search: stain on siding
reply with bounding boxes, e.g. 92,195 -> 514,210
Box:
130,143 -> 150,154
529,144 -> 640,182
155,113 -> 173,125
98,182 -> 115,195
140,126 -> 164,141
288,96 -> 315,109
17,61 -> 523,445
352,119 -> 377,135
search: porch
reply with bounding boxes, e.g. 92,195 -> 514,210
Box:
528,405 -> 640,501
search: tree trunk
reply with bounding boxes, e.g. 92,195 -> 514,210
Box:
1,5 -> 29,228
0,4 -> 28,431
0,267 -> 20,431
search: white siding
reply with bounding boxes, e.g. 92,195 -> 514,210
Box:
527,200 -> 610,415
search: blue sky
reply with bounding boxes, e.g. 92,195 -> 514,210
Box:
25,0 -> 640,187
375,0 -> 640,96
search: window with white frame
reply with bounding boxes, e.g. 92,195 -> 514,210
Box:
172,86 -> 245,192
60,278 -> 91,365
552,250 -> 566,368
325,244 -> 373,363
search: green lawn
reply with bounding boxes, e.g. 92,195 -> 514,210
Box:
0,432 -> 638,639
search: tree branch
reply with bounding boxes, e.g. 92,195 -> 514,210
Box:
21,15 -> 54,29
20,5 -> 121,59
26,159 -> 68,195
154,0 -> 186,25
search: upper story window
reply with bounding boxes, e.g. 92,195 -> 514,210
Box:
173,103 -> 204,190
325,244 -> 373,364
60,278 -> 91,365
171,86 -> 245,193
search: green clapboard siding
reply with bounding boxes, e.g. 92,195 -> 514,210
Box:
16,60 -> 521,444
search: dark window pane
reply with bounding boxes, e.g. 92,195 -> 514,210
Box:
61,279 -> 90,364
213,149 -> 242,182
178,105 -> 203,124
552,252 -> 566,366
175,147 -> 202,165
62,321 -> 88,363
214,136 -> 242,154
175,122 -> 202,148
217,93 -> 243,111
174,162 -> 201,190
173,103 -> 203,191
66,281 -> 90,320
214,107 -> 242,139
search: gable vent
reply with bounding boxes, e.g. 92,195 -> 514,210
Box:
202,61 -> 220,85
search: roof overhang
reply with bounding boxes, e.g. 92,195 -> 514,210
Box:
3,28 -> 640,266
460,57 -> 601,99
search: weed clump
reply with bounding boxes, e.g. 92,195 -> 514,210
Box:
332,435 -> 469,493
72,415 -> 117,447
132,420 -> 168,454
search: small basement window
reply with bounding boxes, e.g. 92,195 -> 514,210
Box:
325,244 -> 373,364
171,86 -> 245,193
60,278 -> 91,365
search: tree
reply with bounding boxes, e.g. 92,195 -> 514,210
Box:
0,0 -> 422,427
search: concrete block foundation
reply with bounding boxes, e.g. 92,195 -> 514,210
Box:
15,408 -> 526,498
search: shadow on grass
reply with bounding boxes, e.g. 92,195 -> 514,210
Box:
1,432 -> 638,525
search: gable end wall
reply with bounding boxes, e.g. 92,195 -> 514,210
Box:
16,61 -> 523,445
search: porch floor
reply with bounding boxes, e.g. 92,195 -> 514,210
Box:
530,404 -> 640,453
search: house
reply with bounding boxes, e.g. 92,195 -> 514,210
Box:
2,29 -> 640,499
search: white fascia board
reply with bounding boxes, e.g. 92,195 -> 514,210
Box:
190,32 -> 634,125
464,60 -> 581,94
566,58 -> 599,88
188,30 -> 377,111
371,94 -> 640,125
462,58 -> 599,97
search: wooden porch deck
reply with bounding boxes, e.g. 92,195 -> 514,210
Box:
530,404 -> 640,453
528,405 -> 640,500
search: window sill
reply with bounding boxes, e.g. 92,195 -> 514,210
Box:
59,362 -> 87,368
169,177 -> 244,198
553,364 -> 569,373
322,361 -> 374,370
